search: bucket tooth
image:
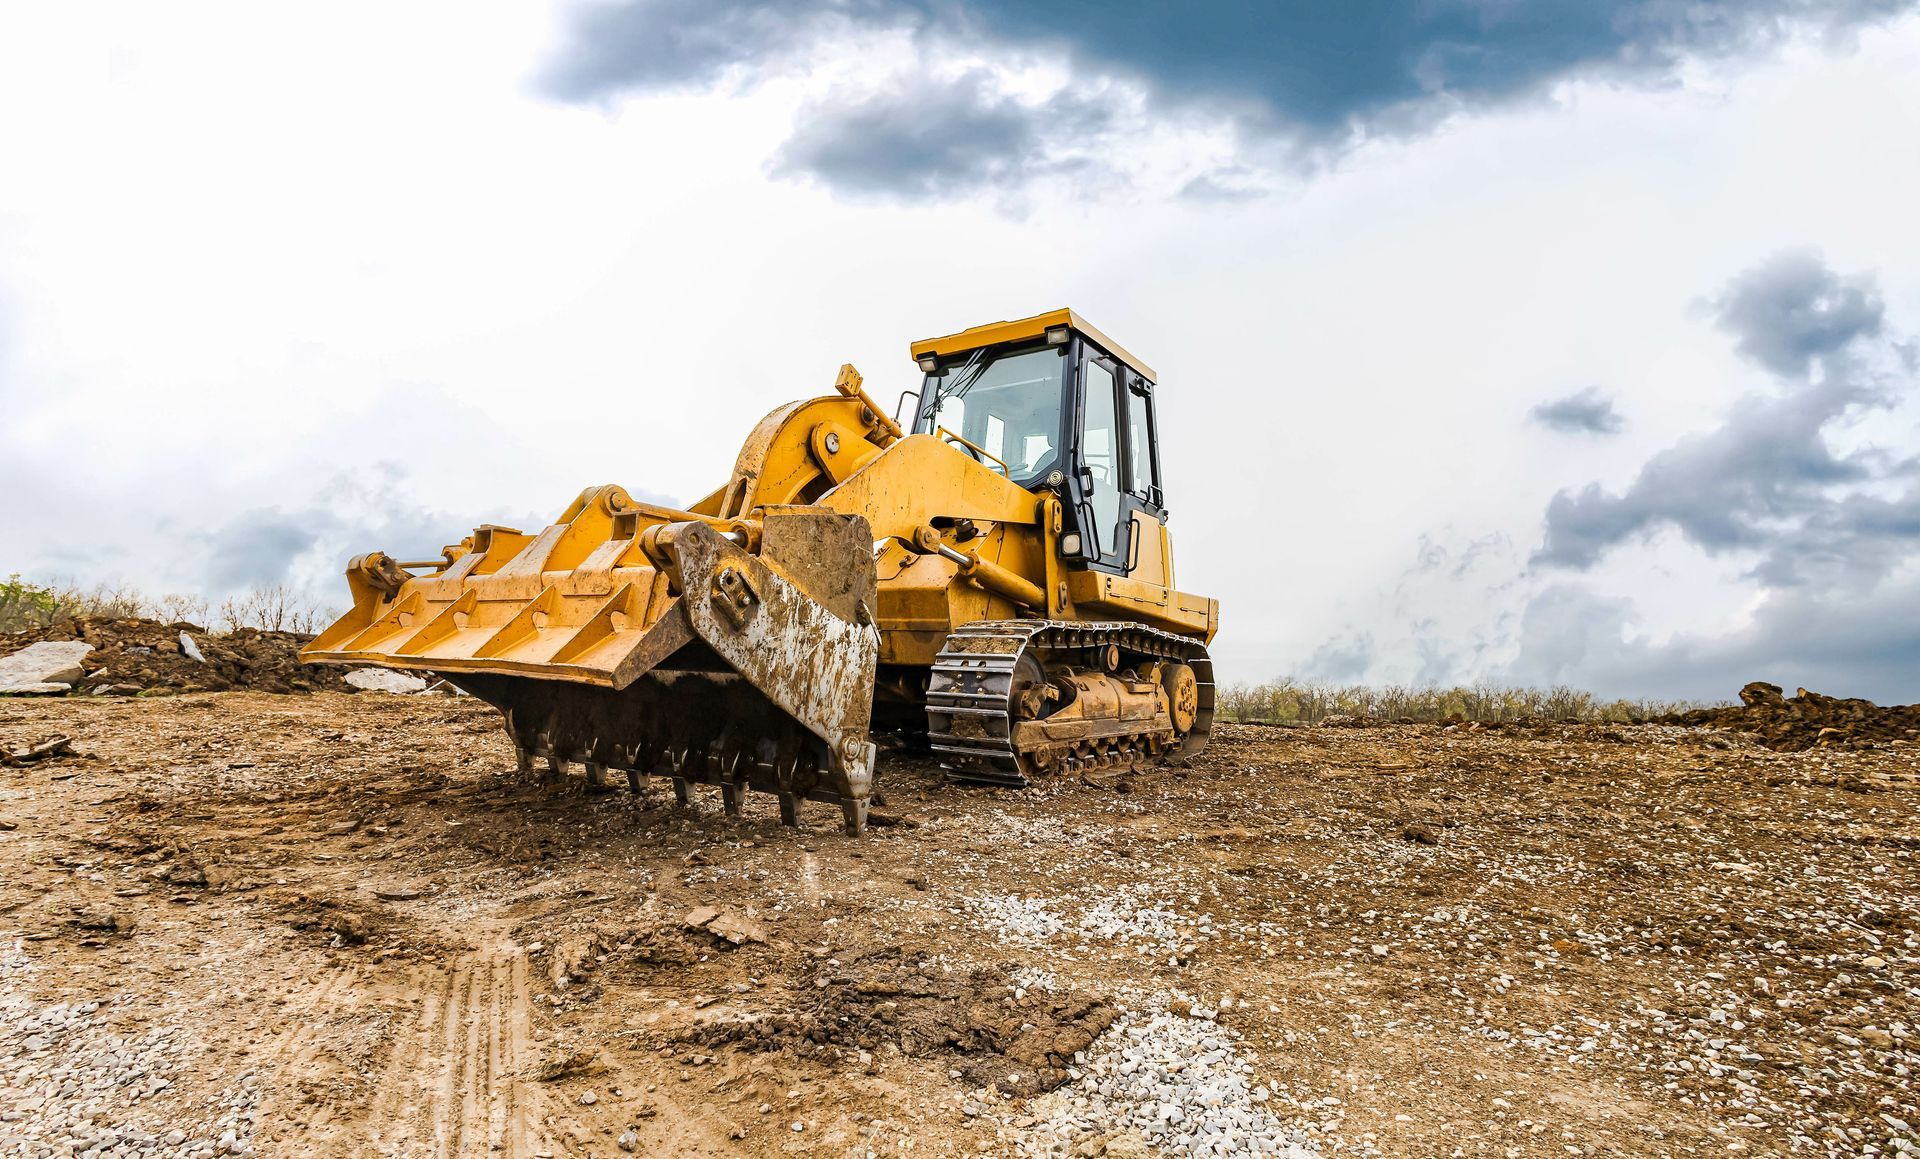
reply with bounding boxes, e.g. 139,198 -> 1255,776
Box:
672,778 -> 692,806
625,767 -> 647,796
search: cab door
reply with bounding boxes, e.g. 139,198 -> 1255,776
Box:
1073,345 -> 1169,578
1073,350 -> 1131,573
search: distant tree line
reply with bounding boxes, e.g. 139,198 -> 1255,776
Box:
0,574 -> 335,635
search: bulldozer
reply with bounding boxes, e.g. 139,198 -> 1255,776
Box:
301,309 -> 1218,834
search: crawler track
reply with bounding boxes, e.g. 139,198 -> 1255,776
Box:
925,620 -> 1214,786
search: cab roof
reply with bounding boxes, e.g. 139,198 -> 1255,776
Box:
909,308 -> 1157,384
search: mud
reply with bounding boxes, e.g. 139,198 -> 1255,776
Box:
1666,679 -> 1920,750
2,617 -> 353,694
694,949 -> 1117,1095
1,692 -> 1915,1157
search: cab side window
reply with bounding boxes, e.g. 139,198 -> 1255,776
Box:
1081,358 -> 1125,558
1124,376 -> 1159,506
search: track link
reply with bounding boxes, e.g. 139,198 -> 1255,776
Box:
926,620 -> 1215,786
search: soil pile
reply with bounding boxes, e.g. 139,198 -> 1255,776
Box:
692,949 -> 1116,1095
1667,680 -> 1920,750
1,617 -> 353,694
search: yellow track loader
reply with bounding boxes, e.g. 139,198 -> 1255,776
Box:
302,310 -> 1218,834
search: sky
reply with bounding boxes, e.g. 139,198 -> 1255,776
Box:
2,1 -> 1918,702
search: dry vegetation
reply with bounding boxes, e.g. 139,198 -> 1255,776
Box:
1216,679 -> 1711,726
0,575 -> 334,636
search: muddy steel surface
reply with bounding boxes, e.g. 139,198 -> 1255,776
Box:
1,693 -> 1916,1157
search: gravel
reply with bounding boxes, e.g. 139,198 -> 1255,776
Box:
1000,997 -> 1317,1158
965,884 -> 1215,961
0,941 -> 258,1159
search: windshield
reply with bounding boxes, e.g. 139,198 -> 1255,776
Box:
916,345 -> 1066,485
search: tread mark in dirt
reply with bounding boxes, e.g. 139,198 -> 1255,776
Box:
255,965 -> 361,1087
369,945 -> 546,1158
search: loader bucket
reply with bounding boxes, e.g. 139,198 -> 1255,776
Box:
302,489 -> 881,833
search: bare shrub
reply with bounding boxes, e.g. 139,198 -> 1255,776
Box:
48,582 -> 154,622
217,585 -> 333,634
157,592 -> 211,628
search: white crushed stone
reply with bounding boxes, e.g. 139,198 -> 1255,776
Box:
1002,999 -> 1316,1158
965,884 -> 1215,959
344,668 -> 429,694
0,940 -> 260,1158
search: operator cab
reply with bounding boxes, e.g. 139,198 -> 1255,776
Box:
908,309 -> 1164,576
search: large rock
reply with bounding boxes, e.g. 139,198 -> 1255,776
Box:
345,668 -> 429,694
0,641 -> 93,693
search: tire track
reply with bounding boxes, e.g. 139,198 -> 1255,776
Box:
253,964 -> 361,1082
368,943 -> 545,1158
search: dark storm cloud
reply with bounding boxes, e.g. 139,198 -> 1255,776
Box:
1712,249 -> 1886,378
1534,254 -> 1913,583
541,0 -> 1916,198
1530,386 -> 1625,435
1508,579 -> 1920,703
540,0 -> 856,100
205,507 -> 332,589
1299,632 -> 1375,682
200,470 -> 549,591
771,71 -> 1112,200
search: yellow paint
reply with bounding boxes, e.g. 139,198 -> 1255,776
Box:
910,308 -> 1158,383
304,315 -> 1215,690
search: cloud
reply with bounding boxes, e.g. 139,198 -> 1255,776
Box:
1291,250 -> 1920,701
1711,248 -> 1886,377
1507,576 -> 1920,702
770,71 -> 1113,202
1530,386 -> 1626,434
1299,632 -> 1375,682
1534,254 -> 1912,581
539,0 -> 857,100
199,468 -> 547,597
540,0 -> 1918,199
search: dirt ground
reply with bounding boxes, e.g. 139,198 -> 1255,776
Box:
2,693 -> 1916,1158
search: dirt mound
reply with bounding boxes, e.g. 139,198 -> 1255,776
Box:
690,948 -> 1116,1095
2,617 -> 353,695
1666,681 -> 1920,750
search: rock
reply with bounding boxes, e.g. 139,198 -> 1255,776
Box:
327,912 -> 369,945
0,682 -> 73,695
682,906 -> 721,931
2,735 -> 73,764
1400,822 -> 1439,845
529,1048 -> 602,1082
705,912 -> 768,946
344,668 -> 429,694
549,934 -> 603,987
368,882 -> 425,901
71,906 -> 124,932
0,641 -> 92,690
617,1130 -> 639,1152
178,633 -> 207,664
165,860 -> 209,887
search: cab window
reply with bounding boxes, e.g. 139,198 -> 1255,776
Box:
916,345 -> 1066,486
